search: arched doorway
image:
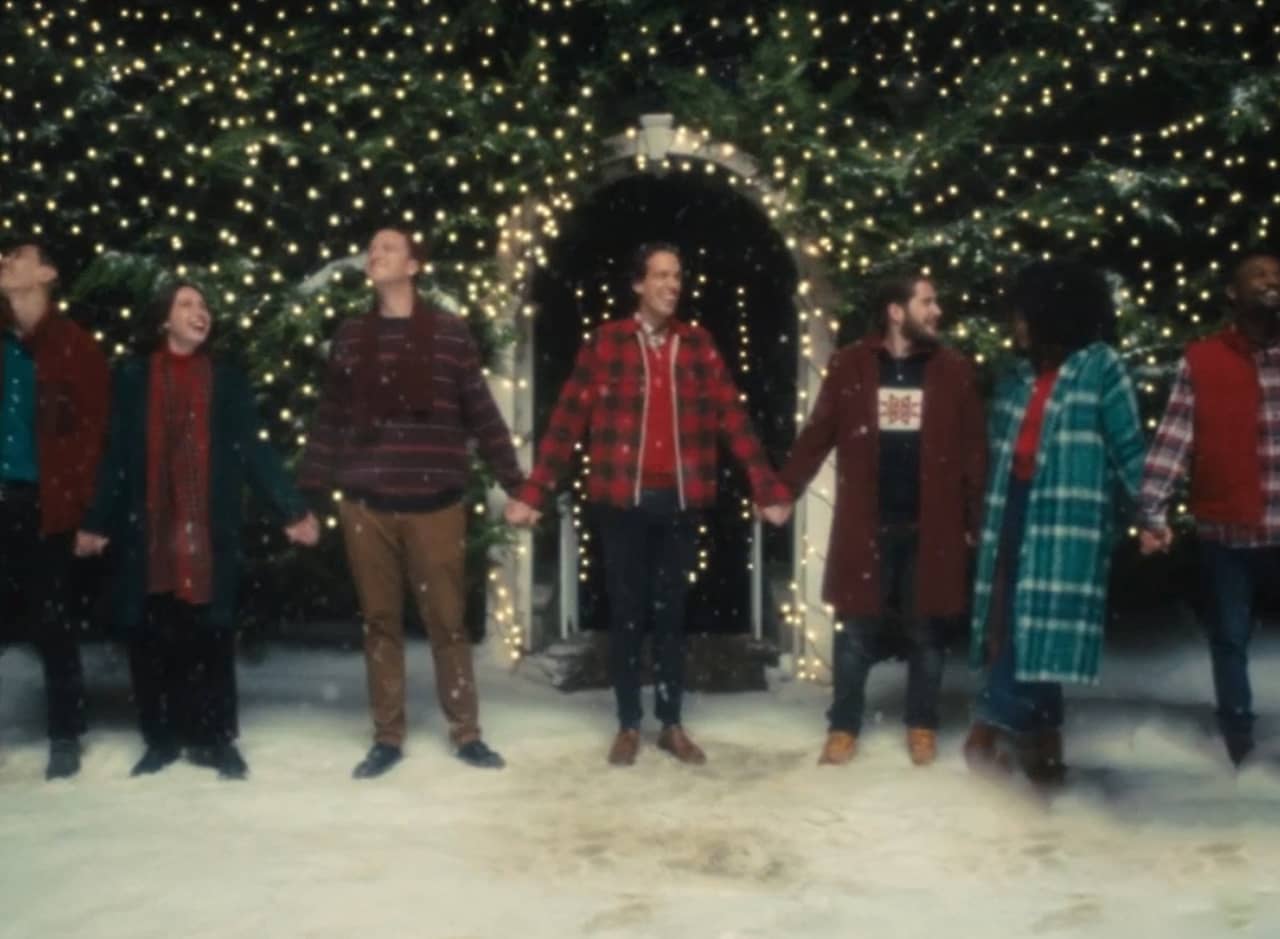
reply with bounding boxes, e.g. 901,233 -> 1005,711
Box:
489,115 -> 842,682
528,170 -> 797,644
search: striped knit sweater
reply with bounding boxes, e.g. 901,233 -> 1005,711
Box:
299,309 -> 523,507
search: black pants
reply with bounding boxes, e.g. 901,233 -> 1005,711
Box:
828,526 -> 947,734
130,594 -> 238,749
596,490 -> 699,729
0,485 -> 87,741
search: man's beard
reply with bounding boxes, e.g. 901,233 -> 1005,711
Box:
902,318 -> 940,349
1241,290 -> 1280,325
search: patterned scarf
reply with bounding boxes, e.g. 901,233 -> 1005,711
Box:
146,348 -> 213,605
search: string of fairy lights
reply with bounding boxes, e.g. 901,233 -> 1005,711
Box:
1,1 -> 1275,680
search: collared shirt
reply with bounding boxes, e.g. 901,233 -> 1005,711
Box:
1139,348 -> 1280,547
635,312 -> 671,350
0,331 -> 38,482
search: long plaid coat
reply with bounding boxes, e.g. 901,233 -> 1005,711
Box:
969,343 -> 1146,684
517,317 -> 789,512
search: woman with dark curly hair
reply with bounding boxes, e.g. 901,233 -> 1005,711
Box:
962,259 -> 1146,786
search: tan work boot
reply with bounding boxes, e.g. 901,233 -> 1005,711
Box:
907,727 -> 937,766
607,728 -> 640,766
818,730 -> 858,765
656,725 -> 707,765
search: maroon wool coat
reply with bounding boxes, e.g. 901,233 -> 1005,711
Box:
0,307 -> 110,535
780,336 -> 986,619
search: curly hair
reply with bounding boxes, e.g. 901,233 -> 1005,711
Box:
1009,259 -> 1116,355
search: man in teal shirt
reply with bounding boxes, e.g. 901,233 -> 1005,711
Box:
0,242 -> 110,779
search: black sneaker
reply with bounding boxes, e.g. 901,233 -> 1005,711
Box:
352,743 -> 403,779
189,743 -> 249,780
46,738 -> 81,780
1226,733 -> 1255,768
456,739 -> 505,769
131,744 -> 180,777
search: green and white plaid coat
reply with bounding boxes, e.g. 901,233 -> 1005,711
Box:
969,343 -> 1146,684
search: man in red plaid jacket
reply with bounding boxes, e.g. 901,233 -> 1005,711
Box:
507,243 -> 792,767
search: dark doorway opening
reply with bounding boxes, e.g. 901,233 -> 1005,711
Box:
529,170 -> 797,639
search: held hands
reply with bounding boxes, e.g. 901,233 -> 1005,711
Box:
284,512 -> 321,547
73,531 -> 109,557
758,503 -> 792,527
503,499 -> 542,528
1138,526 -> 1174,556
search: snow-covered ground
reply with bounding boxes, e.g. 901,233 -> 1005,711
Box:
2,631 -> 1280,939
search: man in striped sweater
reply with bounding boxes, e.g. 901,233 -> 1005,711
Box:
300,228 -> 523,779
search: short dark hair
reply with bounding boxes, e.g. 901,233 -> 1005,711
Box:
1009,259 -> 1115,353
3,239 -> 59,289
375,227 -> 428,279
146,278 -> 213,352
1227,247 -> 1280,285
629,242 -> 682,284
871,271 -> 930,330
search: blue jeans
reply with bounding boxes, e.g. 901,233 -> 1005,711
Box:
596,490 -> 699,730
973,477 -> 1064,734
1199,541 -> 1280,741
828,527 -> 947,734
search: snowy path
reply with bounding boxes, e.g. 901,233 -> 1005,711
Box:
2,635 -> 1280,938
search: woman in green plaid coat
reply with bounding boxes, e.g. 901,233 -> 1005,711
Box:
963,260 -> 1146,785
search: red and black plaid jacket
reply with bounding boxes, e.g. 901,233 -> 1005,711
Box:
517,317 -> 789,512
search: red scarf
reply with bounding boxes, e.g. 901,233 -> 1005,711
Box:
146,348 -> 213,605
350,297 -> 437,437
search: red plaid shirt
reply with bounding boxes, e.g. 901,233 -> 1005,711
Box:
517,317 -> 788,512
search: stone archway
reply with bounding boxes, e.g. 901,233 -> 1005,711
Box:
488,114 -> 842,683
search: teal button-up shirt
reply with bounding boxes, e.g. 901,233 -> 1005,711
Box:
0,331 -> 39,482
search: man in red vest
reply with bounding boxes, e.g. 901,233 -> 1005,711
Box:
1140,249 -> 1280,768
0,241 -> 109,779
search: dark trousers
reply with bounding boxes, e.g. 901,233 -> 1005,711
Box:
0,486 -> 87,741
828,526 -> 947,734
596,489 -> 698,730
1198,541 -> 1280,741
129,594 -> 238,749
973,477 -> 1064,734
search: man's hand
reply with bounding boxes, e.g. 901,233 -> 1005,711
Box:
73,531 -> 109,557
1138,526 -> 1174,556
284,512 -> 321,547
504,499 -> 542,528
760,503 -> 792,527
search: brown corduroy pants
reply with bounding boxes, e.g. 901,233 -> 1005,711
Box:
339,499 -> 480,747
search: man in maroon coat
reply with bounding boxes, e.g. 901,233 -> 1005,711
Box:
0,241 -> 109,779
781,272 -> 986,767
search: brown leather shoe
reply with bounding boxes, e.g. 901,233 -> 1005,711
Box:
656,725 -> 707,765
607,729 -> 640,766
962,721 -> 1011,776
907,727 -> 937,766
818,730 -> 858,766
